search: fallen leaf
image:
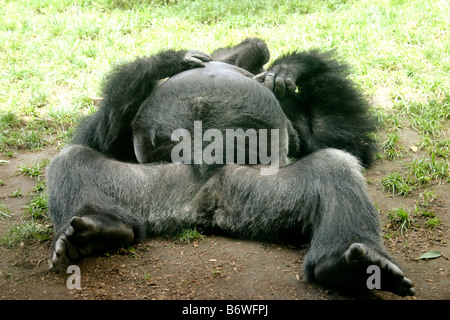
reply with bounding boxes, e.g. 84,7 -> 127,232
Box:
418,251 -> 442,260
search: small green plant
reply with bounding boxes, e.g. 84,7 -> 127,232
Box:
25,191 -> 48,220
212,269 -> 222,275
388,207 -> 411,235
173,228 -> 204,244
419,189 -> 437,207
1,187 -> 52,247
0,204 -> 11,219
20,130 -> 46,150
1,221 -> 52,247
381,172 -> 412,196
143,272 -> 151,281
17,159 -> 51,180
420,209 -> 435,218
425,217 -> 441,228
418,209 -> 441,228
1,180 -> 51,248
372,108 -> 402,131
381,132 -> 403,159
10,189 -> 23,198
33,181 -> 46,193
0,112 -> 20,129
29,89 -> 49,109
399,99 -> 449,137
421,137 -> 450,159
406,155 -> 449,186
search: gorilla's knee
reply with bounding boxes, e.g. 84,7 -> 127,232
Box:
304,148 -> 364,183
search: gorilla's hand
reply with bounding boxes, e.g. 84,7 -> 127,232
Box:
254,64 -> 297,98
184,50 -> 212,68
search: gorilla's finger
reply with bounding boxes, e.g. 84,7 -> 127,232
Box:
184,50 -> 211,68
275,77 -> 286,98
263,72 -> 275,92
253,72 -> 267,83
190,51 -> 212,62
285,78 -> 296,94
186,57 -> 206,68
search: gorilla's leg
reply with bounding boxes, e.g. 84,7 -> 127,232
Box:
299,150 -> 414,296
71,50 -> 211,162
203,149 -> 414,296
255,51 -> 378,167
47,145 -> 413,295
47,145 -> 207,272
211,38 -> 270,75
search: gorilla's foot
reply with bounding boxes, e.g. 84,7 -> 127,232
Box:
49,215 -> 134,273
313,243 -> 415,296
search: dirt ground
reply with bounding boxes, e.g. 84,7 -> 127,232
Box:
0,136 -> 449,301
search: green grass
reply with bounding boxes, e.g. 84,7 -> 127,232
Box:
1,220 -> 52,247
17,159 -> 51,180
1,0 -> 448,145
382,154 -> 449,197
10,189 -> 23,198
388,207 -> 411,235
381,172 -> 412,196
0,204 -> 11,219
0,0 -> 449,245
407,155 -> 450,185
421,137 -> 450,159
396,98 -> 450,137
380,132 -> 404,160
1,182 -> 52,246
419,189 -> 437,207
25,189 -> 49,220
386,206 -> 442,235
173,228 -> 204,244
425,217 -> 441,228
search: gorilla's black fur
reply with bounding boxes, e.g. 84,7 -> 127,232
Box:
47,39 -> 414,296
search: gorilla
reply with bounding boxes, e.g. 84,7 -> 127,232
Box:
46,39 -> 415,296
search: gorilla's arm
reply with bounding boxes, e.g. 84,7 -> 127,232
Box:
72,50 -> 211,162
255,51 -> 378,167
211,38 -> 270,75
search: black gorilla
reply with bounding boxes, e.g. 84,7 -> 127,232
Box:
46,39 -> 415,296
